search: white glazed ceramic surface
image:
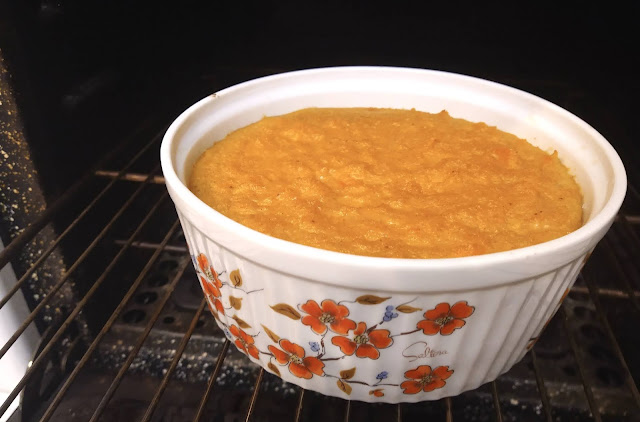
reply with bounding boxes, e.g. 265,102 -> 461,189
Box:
161,67 -> 626,403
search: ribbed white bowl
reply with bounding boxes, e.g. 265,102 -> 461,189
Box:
161,67 -> 626,403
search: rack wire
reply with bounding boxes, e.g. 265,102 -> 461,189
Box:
1,126 -> 639,422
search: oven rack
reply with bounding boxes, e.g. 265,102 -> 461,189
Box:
0,124 -> 639,422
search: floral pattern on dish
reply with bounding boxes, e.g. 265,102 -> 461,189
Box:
268,339 -> 325,379
299,299 -> 357,335
190,251 -> 477,399
230,324 -> 260,360
331,322 -> 393,359
401,365 -> 453,394
416,301 -> 475,336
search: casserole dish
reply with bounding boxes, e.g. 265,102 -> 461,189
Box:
160,67 -> 626,402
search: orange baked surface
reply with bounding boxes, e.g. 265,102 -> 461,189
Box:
189,108 -> 582,258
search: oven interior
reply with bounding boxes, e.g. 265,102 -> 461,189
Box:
0,2 -> 639,421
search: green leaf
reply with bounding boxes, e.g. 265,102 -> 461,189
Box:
261,324 -> 280,343
229,296 -> 242,310
356,295 -> 391,305
396,304 -> 421,313
270,303 -> 301,320
336,379 -> 352,395
339,367 -> 356,380
268,361 -> 281,377
231,314 -> 251,329
229,269 -> 243,287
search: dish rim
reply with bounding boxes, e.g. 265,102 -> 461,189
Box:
160,66 -> 627,280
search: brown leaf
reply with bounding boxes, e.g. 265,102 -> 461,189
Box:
268,361 -> 281,377
270,303 -> 301,320
229,269 -> 243,287
261,324 -> 280,343
396,304 -> 422,313
339,367 -> 356,380
231,314 -> 251,329
336,379 -> 352,395
355,295 -> 390,305
229,296 -> 242,310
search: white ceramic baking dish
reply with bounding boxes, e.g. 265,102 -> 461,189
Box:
160,67 -> 626,403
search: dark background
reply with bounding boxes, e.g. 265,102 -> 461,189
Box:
0,3 -> 639,421
1,0 -> 638,202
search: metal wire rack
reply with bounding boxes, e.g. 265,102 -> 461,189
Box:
1,122 -> 639,422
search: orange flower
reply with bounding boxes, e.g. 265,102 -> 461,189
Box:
417,301 -> 474,336
331,322 -> 393,359
197,253 -> 211,273
369,389 -> 384,397
200,275 -> 222,298
197,253 -> 222,286
268,339 -> 325,379
229,325 -> 259,359
207,297 -> 224,315
401,365 -> 453,394
300,299 -> 356,335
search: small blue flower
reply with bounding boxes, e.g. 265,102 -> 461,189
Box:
376,371 -> 389,380
222,327 -> 232,340
191,255 -> 198,269
309,341 -> 320,352
382,306 -> 399,322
